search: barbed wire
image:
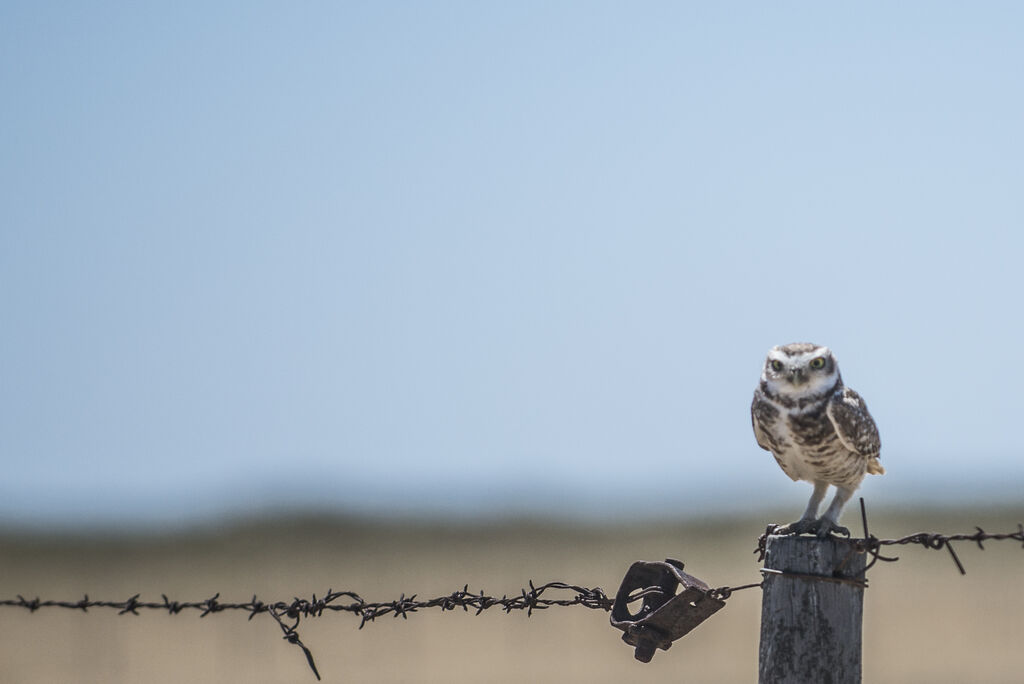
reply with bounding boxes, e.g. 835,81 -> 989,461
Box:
3,503 -> 1022,680
754,500 -> 1024,579
0,581 -> 622,680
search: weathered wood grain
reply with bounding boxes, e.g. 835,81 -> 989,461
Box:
758,535 -> 867,684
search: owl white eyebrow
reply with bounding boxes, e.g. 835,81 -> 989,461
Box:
767,349 -> 830,365
798,350 -> 831,364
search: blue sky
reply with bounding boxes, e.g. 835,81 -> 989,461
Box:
2,3 -> 1023,527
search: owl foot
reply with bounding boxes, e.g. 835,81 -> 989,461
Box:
811,518 -> 850,538
773,518 -> 817,536
774,518 -> 850,538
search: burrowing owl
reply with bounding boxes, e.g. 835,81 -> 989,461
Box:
751,343 -> 883,537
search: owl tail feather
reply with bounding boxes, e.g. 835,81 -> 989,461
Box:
867,458 -> 885,475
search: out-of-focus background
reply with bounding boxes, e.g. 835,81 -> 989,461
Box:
2,3 -> 1022,682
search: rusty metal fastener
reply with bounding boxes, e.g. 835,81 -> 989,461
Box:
609,558 -> 725,663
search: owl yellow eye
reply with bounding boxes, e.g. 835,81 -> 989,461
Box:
770,360 -> 784,372
810,357 -> 826,370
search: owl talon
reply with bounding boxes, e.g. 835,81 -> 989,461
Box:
774,519 -> 817,536
774,518 -> 849,538
815,519 -> 850,538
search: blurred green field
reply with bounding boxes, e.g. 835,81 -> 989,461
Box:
1,507 -> 1022,683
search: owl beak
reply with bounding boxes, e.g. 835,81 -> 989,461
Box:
788,368 -> 806,385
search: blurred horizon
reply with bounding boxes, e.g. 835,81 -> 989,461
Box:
1,468 -> 1020,532
3,3 -> 1024,531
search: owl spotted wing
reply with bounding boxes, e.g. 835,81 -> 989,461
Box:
826,387 -> 881,461
750,390 -> 778,453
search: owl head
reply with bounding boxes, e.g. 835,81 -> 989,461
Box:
761,342 -> 840,397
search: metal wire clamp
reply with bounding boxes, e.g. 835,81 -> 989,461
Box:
609,558 -> 725,663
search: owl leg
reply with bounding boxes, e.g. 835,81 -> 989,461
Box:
813,485 -> 855,538
801,480 -> 830,521
775,481 -> 830,535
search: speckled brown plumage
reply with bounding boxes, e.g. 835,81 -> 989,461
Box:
751,343 -> 883,537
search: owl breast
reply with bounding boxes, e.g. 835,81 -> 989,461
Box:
753,390 -> 868,488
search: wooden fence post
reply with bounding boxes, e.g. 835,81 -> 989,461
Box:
758,534 -> 867,684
